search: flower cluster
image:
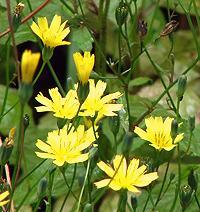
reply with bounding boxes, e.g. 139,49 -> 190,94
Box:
31,14 -> 186,197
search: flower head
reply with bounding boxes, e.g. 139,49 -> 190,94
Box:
134,116 -> 184,151
79,80 -> 123,120
0,191 -> 9,207
94,155 -> 158,193
35,87 -> 80,119
35,125 -> 97,166
31,14 -> 70,48
21,50 -> 40,84
73,51 -> 95,84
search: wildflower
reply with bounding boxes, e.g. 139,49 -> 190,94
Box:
21,50 -> 40,84
30,14 -> 70,48
80,80 -> 123,120
35,87 -> 79,119
73,51 -> 95,85
134,116 -> 184,151
94,155 -> 158,193
0,191 -> 9,206
35,125 -> 97,166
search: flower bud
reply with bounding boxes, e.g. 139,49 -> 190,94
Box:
131,195 -> 137,210
188,169 -> 198,192
37,177 -> 48,198
122,132 -> 134,157
0,128 -> 15,166
66,77 -> 75,91
109,116 -> 120,136
188,116 -> 195,133
77,82 -> 89,104
83,203 -> 93,212
171,119 -> 178,141
115,2 -> 128,26
18,83 -> 33,104
170,172 -> 175,181
13,2 -> 25,32
73,52 -> 95,85
89,147 -> 98,159
176,75 -> 187,101
179,185 -> 194,210
23,114 -> 30,131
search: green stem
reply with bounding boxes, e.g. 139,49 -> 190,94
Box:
46,170 -> 55,212
144,47 -> 177,113
33,197 -> 43,212
0,39 -> 10,121
11,102 -> 25,200
142,189 -> 152,212
16,169 -> 48,211
60,167 -> 79,202
125,86 -> 131,129
76,160 -> 91,212
60,164 -> 77,212
47,61 -> 65,96
17,159 -> 46,186
154,161 -> 170,207
32,62 -> 46,85
194,193 -> 200,209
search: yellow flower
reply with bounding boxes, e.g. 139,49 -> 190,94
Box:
94,155 -> 158,193
31,14 -> 70,48
0,191 -> 9,207
73,52 -> 95,84
35,125 -> 97,166
35,87 -> 80,119
21,50 -> 40,84
134,116 -> 184,151
80,80 -> 123,119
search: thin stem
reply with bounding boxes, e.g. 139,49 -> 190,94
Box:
46,170 -> 55,212
16,169 -> 48,211
60,164 -> 77,212
17,159 -> 46,186
47,61 -> 65,96
0,39 -> 10,121
76,160 -> 91,212
144,47 -> 177,113
33,197 -> 43,212
32,62 -> 46,85
60,167 -> 79,202
194,193 -> 200,209
154,161 -> 170,207
142,189 -> 152,212
125,86 -> 131,129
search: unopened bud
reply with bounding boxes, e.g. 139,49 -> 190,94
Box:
37,177 -> 48,198
18,83 -> 33,104
122,132 -> 133,157
188,116 -> 195,133
89,147 -> 98,159
23,114 -> 29,131
115,2 -> 128,26
13,2 -> 25,32
188,169 -> 198,192
176,75 -> 187,101
77,82 -> 89,104
57,118 -> 67,130
66,77 -> 75,91
109,116 -> 120,136
179,185 -> 194,209
131,195 -> 137,210
83,203 -> 92,212
170,172 -> 175,181
171,119 -> 178,141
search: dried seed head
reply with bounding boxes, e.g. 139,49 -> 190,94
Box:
160,20 -> 179,37
14,2 -> 25,17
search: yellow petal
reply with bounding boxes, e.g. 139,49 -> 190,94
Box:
94,179 -> 110,189
0,200 -> 9,206
133,172 -> 158,187
38,17 -> 48,30
0,191 -> 9,202
97,161 -> 115,177
134,127 -> 149,141
174,133 -> 184,144
50,15 -> 61,32
127,185 -> 141,194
